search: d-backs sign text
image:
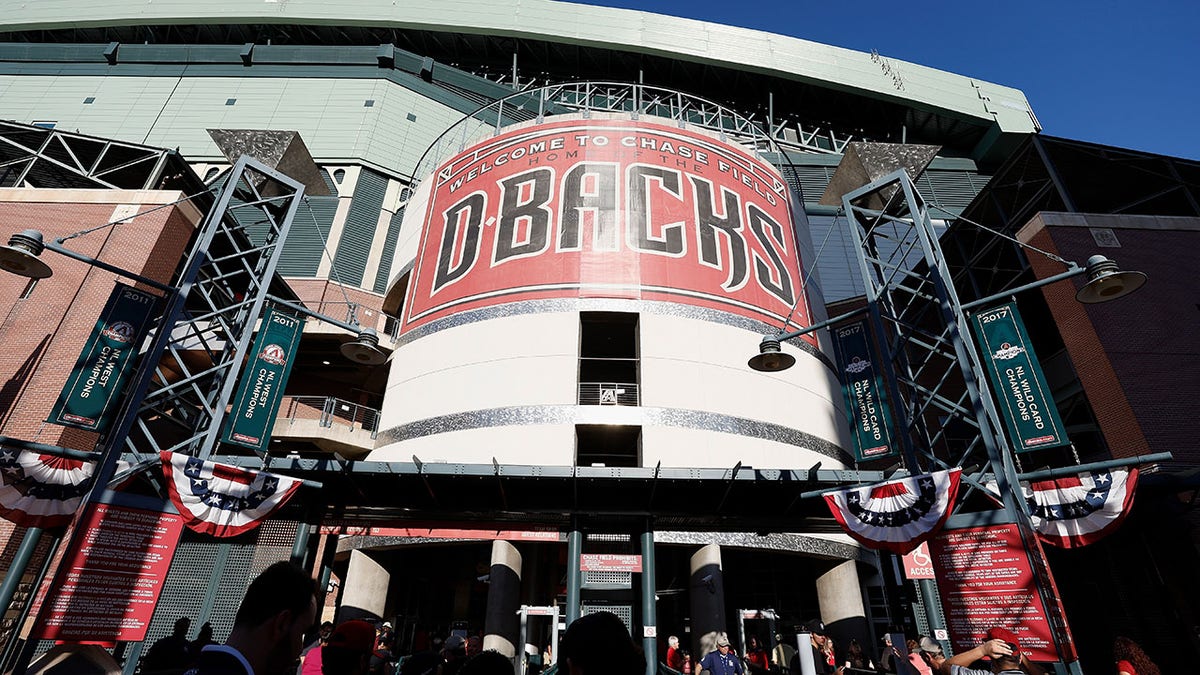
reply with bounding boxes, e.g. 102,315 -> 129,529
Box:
402,119 -> 813,340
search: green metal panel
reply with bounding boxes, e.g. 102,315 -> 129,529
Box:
0,0 -> 1038,133
278,196 -> 337,277
373,205 -> 405,294
332,168 -> 387,287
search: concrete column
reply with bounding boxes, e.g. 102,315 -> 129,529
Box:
815,560 -> 869,658
484,540 -> 523,658
689,544 -> 726,661
336,549 -> 389,623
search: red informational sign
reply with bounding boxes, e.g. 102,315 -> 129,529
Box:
579,553 -> 643,573
930,524 -> 1057,662
404,119 -> 813,342
33,502 -> 184,643
901,541 -> 936,580
317,525 -> 563,541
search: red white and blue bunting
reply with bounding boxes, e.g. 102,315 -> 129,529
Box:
0,449 -> 102,528
160,451 -> 301,537
824,468 -> 961,555
1000,469 -> 1138,548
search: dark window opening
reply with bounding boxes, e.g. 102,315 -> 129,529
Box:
575,424 -> 641,467
578,312 -> 639,405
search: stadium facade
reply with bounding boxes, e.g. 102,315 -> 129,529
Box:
0,1 -> 1196,673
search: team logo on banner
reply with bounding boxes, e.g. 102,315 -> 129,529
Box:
222,308 -> 304,453
48,283 -> 159,432
160,451 -> 301,537
987,469 -> 1139,548
824,468 -> 961,554
971,303 -> 1068,452
832,320 -> 897,461
403,118 -> 814,342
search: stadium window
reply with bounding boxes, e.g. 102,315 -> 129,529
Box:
225,98 -> 237,106
364,99 -> 375,107
578,312 -> 639,406
83,96 -> 96,104
575,424 -> 641,468
31,121 -> 56,129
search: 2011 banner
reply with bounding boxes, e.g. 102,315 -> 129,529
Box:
222,308 -> 303,453
48,283 -> 160,432
972,303 -> 1068,452
832,319 -> 896,461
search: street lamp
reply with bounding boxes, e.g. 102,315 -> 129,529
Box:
0,155 -> 382,665
747,252 -> 1146,373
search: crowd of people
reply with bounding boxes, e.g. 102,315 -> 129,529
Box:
136,561 -> 1162,675
658,623 -> 1161,675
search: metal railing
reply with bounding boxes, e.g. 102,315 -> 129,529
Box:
578,382 -> 639,406
279,395 -> 380,438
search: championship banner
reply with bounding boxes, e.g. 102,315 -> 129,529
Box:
931,524 -> 1058,662
823,468 -> 961,555
987,469 -> 1139,548
222,308 -> 303,452
832,320 -> 897,461
160,451 -> 302,537
971,303 -> 1067,452
403,118 -> 815,344
48,283 -> 159,432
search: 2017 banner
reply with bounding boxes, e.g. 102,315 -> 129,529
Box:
222,308 -> 303,453
832,320 -> 896,461
48,283 -> 160,432
971,303 -> 1068,452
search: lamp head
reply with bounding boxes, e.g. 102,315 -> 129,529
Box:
747,335 -> 796,372
1075,255 -> 1147,303
0,230 -> 53,279
340,327 -> 387,365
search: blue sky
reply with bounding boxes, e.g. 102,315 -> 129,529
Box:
575,0 -> 1200,160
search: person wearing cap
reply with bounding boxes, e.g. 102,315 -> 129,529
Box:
698,634 -> 743,675
440,635 -> 469,675
369,623 -> 395,675
323,620 -> 377,675
940,628 -> 1045,675
914,637 -> 945,675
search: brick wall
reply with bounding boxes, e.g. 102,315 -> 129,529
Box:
1019,212 -> 1199,464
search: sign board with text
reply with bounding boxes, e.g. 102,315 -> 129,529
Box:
901,541 -> 936,580
972,303 -> 1068,452
579,553 -> 643,573
832,319 -> 897,461
930,524 -> 1056,662
33,501 -> 184,643
222,308 -> 304,453
49,283 -> 159,432
404,119 -> 814,343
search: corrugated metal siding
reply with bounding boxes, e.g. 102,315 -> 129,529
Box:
373,204 -> 406,294
279,195 -> 338,277
332,168 -> 387,287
